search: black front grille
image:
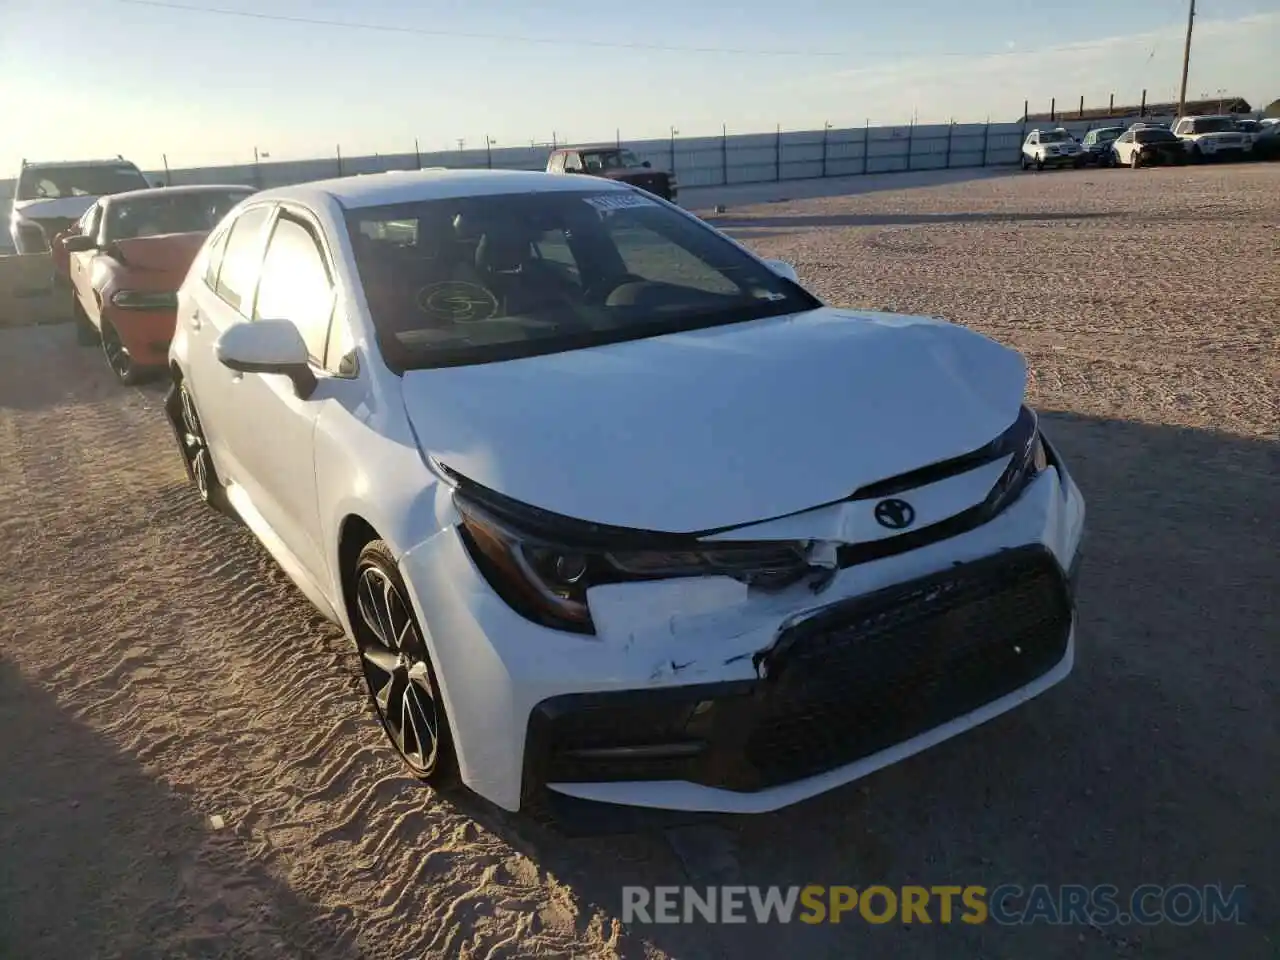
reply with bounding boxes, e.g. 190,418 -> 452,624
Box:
523,545 -> 1074,800
746,545 -> 1072,786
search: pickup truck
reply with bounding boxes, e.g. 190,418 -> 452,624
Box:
546,147 -> 677,202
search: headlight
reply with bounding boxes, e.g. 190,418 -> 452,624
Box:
110,290 -> 178,309
985,406 -> 1049,516
452,484 -> 815,634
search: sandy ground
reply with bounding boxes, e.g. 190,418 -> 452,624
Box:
0,163 -> 1276,959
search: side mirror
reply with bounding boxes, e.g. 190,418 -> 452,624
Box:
642,160 -> 652,168
64,235 -> 97,253
152,179 -> 166,188
215,319 -> 316,398
761,258 -> 799,284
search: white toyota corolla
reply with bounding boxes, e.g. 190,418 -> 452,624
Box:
166,169 -> 1085,817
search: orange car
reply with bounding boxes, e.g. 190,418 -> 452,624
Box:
67,184 -> 255,383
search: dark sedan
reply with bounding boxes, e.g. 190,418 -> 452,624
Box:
1080,127 -> 1125,166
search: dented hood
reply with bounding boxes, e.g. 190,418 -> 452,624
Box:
400,307 -> 1027,533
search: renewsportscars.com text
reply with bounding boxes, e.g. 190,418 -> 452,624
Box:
621,884 -> 1248,926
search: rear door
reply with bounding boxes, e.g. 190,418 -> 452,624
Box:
182,202 -> 275,484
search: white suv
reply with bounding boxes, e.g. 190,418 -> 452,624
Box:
1020,129 -> 1084,170
1171,116 -> 1253,162
8,158 -> 152,254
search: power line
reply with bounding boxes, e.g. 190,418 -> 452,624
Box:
110,0 -> 1182,61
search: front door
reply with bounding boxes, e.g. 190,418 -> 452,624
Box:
215,206 -> 337,585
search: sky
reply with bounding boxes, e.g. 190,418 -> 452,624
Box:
1,0 -> 1277,173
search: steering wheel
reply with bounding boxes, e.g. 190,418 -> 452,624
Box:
582,272 -> 647,304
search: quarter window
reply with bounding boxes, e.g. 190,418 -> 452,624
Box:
215,206 -> 272,313
254,214 -> 334,363
564,153 -> 583,172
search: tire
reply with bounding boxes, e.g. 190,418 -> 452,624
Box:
1130,151 -> 1141,170
101,321 -> 153,385
352,539 -> 458,788
1189,145 -> 1202,163
170,379 -> 232,515
1020,154 -> 1029,171
73,298 -> 99,346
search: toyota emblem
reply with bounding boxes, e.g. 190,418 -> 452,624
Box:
874,498 -> 916,530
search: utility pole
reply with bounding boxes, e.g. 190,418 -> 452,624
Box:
1177,0 -> 1196,118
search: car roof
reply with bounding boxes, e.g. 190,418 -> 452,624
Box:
250,168 -> 633,211
21,158 -> 140,170
103,184 -> 255,204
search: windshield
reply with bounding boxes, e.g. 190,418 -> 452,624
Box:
1092,128 -> 1123,142
345,190 -> 819,370
16,164 -> 149,200
1039,131 -> 1071,143
1190,117 -> 1236,133
581,149 -> 645,172
1135,129 -> 1178,144
103,190 -> 252,241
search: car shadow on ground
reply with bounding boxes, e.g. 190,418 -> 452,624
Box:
444,411 -> 1278,959
0,657 -> 366,958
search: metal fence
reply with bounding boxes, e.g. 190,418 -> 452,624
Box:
0,113 -> 1185,229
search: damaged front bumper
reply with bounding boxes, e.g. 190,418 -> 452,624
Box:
397,453 -> 1085,814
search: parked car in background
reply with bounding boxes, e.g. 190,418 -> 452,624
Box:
1111,127 -> 1187,168
8,158 -> 152,254
67,184 -> 254,383
1171,115 -> 1253,162
546,147 -> 677,201
165,168 -> 1085,818
1251,122 -> 1280,161
1020,128 -> 1084,170
1080,127 -> 1125,166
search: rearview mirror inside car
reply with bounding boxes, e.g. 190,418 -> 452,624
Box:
215,320 -> 316,398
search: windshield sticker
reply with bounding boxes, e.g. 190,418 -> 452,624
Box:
583,193 -> 658,213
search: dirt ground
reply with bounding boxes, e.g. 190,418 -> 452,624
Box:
0,163 -> 1276,959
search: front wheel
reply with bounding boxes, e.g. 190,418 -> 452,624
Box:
353,540 -> 458,787
1020,154 -> 1029,170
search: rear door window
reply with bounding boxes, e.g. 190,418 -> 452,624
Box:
214,206 -> 272,314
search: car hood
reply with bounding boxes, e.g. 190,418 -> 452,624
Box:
400,307 -> 1027,533
110,232 -> 207,274
12,196 -> 97,220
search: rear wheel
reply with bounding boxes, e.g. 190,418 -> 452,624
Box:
172,380 -> 231,514
102,322 -> 151,385
352,540 -> 457,787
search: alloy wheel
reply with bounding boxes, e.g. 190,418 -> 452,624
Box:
355,565 -> 441,776
102,325 -> 134,382
178,385 -> 212,503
